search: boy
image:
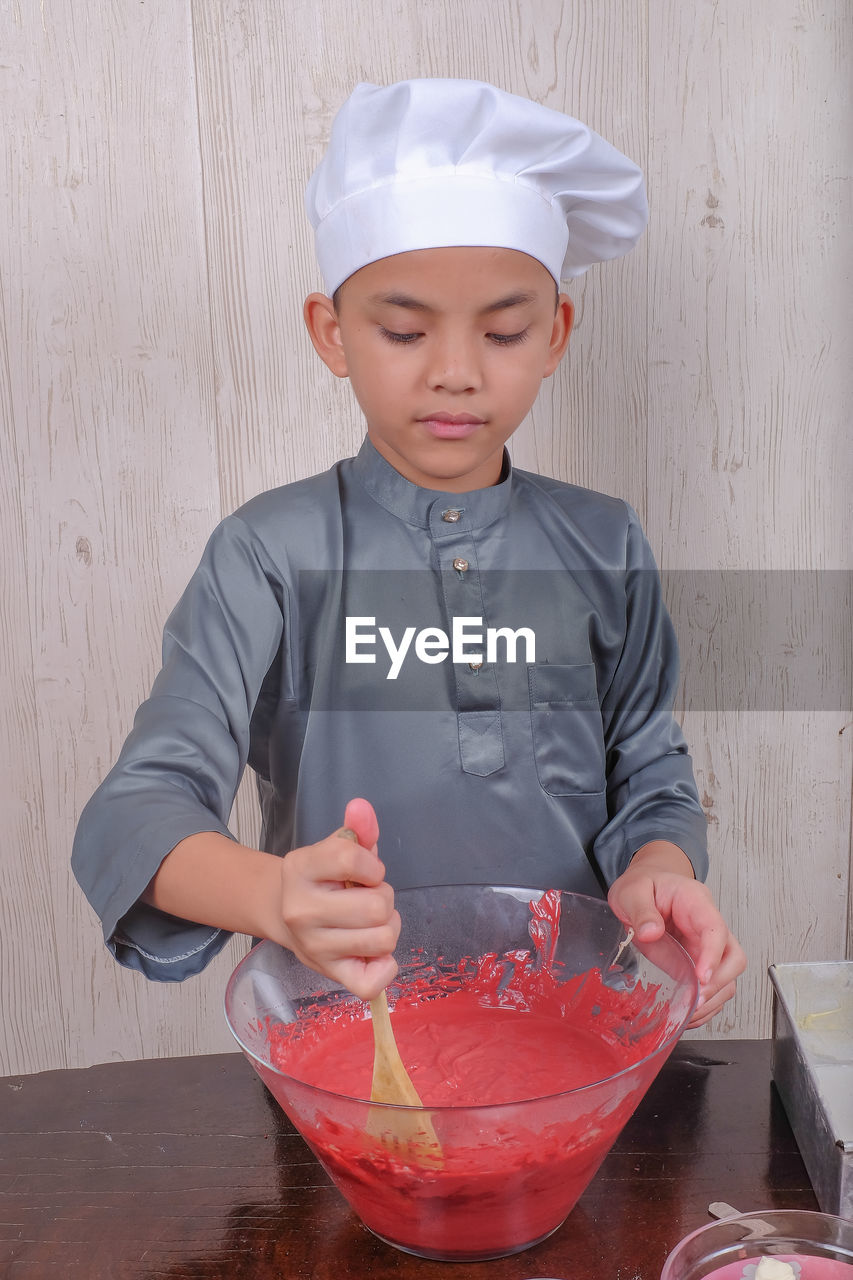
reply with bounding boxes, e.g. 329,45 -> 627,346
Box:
73,79 -> 745,1027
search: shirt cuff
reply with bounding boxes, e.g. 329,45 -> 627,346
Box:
109,903 -> 233,982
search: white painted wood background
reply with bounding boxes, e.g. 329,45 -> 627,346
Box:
1,0 -> 850,1075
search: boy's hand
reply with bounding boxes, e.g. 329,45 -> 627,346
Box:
607,841 -> 746,1029
277,798 -> 400,1000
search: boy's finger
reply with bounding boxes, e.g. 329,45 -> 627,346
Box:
294,836 -> 387,886
681,911 -> 735,986
686,978 -> 739,1027
324,886 -> 397,931
686,931 -> 742,998
310,921 -> 401,962
700,932 -> 747,991
332,954 -> 400,1002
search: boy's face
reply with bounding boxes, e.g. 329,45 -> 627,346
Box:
304,246 -> 573,491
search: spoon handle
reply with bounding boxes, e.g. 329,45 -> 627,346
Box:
367,987 -> 423,1105
338,828 -> 422,1103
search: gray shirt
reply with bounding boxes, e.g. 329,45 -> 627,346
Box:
72,438 -> 708,981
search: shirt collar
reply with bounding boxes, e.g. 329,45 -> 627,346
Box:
350,436 -> 513,531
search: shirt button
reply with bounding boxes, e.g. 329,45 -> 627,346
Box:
442,509 -> 462,523
468,660 -> 483,671
452,557 -> 469,573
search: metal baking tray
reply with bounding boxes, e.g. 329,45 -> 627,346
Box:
769,960 -> 853,1218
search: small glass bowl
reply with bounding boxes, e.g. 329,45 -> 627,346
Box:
660,1209 -> 853,1279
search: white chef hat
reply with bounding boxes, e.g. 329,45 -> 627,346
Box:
305,78 -> 648,295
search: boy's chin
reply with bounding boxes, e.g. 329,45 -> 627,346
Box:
370,440 -> 509,491
365,427 -> 515,490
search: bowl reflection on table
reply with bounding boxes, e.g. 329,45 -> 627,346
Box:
225,885 -> 698,1262
660,1209 -> 853,1278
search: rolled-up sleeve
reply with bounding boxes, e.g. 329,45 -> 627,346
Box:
591,508 -> 709,885
72,515 -> 286,981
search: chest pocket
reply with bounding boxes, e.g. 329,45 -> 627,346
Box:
529,663 -> 606,796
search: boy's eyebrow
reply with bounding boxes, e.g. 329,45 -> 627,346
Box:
369,292 -> 433,312
480,291 -> 539,314
368,290 -> 540,314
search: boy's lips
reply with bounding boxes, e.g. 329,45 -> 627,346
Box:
418,413 -> 485,439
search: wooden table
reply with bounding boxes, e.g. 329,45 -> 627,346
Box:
1,1040 -> 817,1279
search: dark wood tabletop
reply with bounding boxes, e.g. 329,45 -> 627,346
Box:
1,1039 -> 817,1279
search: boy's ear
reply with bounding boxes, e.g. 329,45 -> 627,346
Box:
303,293 -> 349,378
543,293 -> 574,376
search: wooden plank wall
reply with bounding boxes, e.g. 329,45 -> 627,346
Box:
1,0 -> 850,1074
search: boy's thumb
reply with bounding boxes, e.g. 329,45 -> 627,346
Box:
634,914 -> 665,942
341,797 -> 379,851
608,879 -> 665,942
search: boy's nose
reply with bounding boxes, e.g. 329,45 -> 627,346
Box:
425,336 -> 483,393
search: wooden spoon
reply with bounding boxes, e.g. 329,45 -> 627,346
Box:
363,985 -> 442,1167
340,830 -> 443,1167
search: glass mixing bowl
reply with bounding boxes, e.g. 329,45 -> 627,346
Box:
660,1209 -> 853,1278
225,885 -> 698,1261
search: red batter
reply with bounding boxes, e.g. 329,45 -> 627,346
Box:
254,892 -> 686,1260
278,988 -> 631,1105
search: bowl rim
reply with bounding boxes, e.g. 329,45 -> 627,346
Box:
224,884 -> 699,1111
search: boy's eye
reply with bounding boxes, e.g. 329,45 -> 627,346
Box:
378,326 -> 530,346
379,327 -> 422,344
488,329 -> 530,346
